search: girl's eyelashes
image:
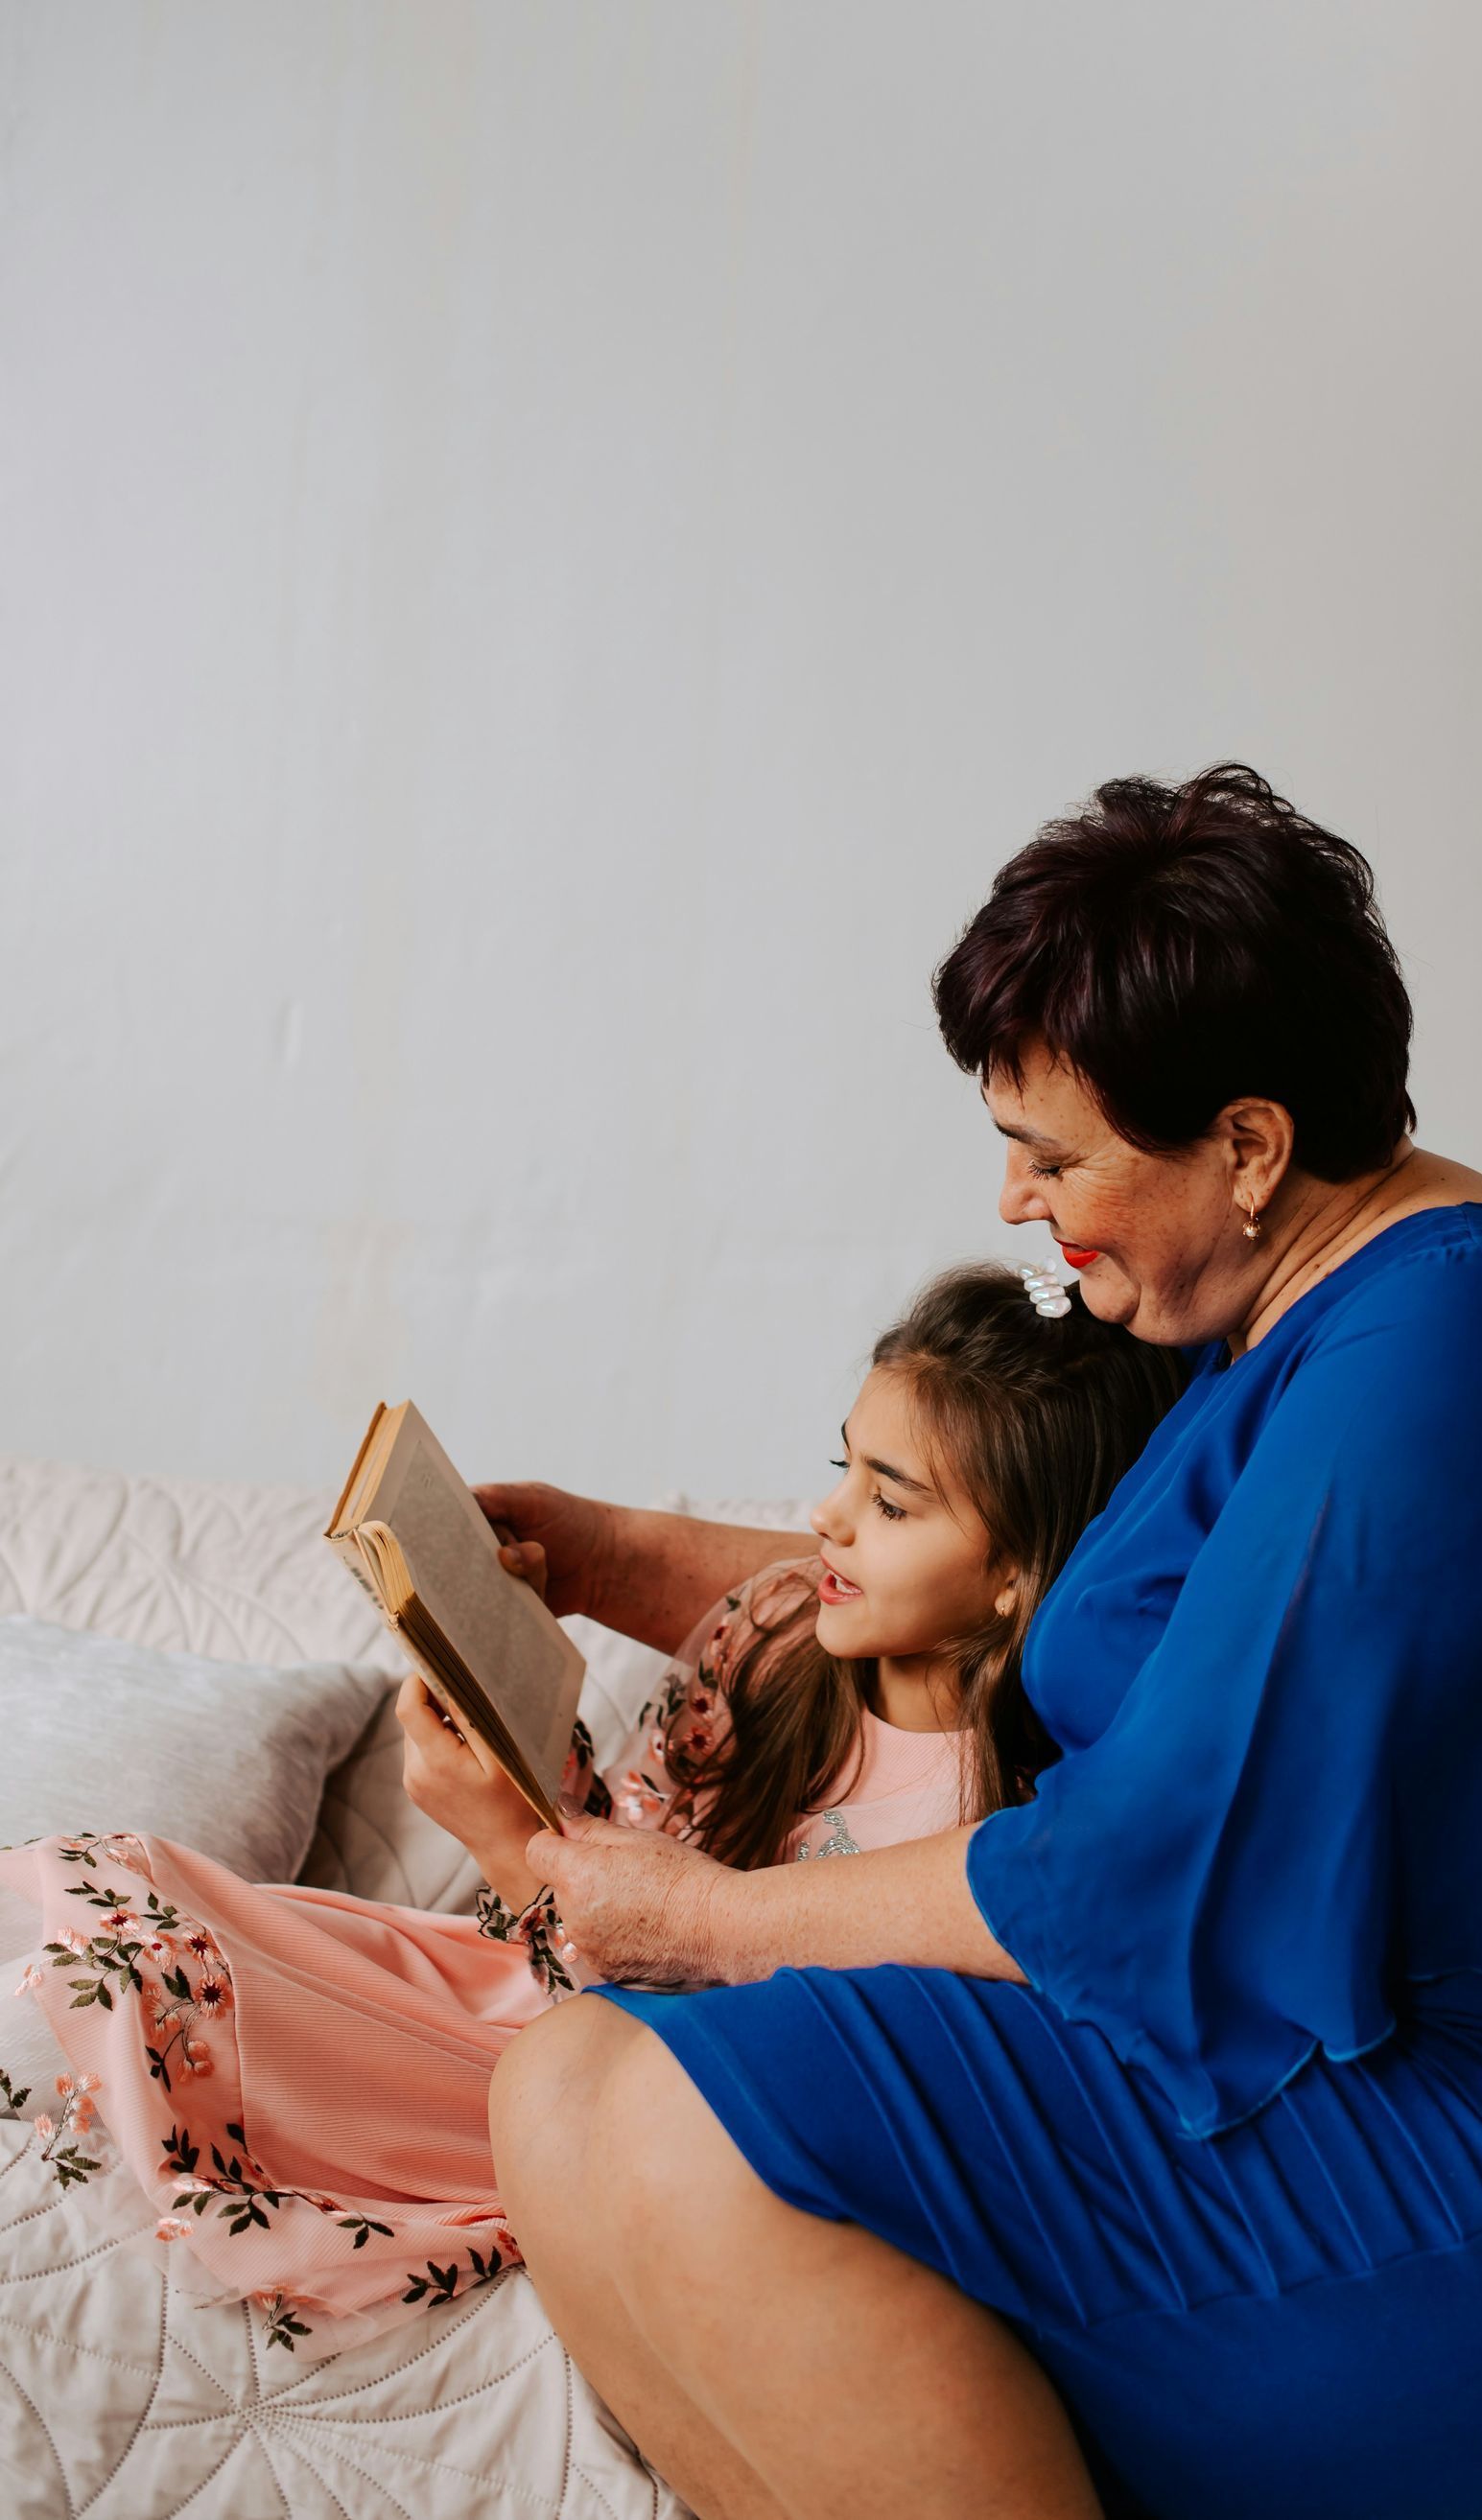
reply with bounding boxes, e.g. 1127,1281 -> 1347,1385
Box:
1027,1160 -> 1063,1179
827,1460 -> 906,1524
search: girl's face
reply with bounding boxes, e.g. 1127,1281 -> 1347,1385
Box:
809,1366 -> 1010,1664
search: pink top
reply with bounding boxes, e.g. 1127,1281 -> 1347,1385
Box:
582,1552 -> 969,1878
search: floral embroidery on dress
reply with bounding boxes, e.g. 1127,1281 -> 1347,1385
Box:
252,2289 -> 314,2352
7,1830 -> 523,2348
153,2116 -> 515,2345
615,1766 -> 670,1826
35,1849 -> 223,2089
4,1831 -> 242,2194
28,2070 -> 105,2189
475,1882 -> 576,1997
162,2118 -> 329,2239
646,1617 -> 739,1801
402,2245 -> 506,2308
53,1831 -> 153,1876
562,1716 -> 615,1821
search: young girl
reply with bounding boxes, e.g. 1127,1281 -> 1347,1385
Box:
0,1263 -> 1183,2357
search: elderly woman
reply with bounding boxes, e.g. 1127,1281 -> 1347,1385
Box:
479,765 -> 1482,2520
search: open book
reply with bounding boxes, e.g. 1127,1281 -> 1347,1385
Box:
324,1401 -> 587,1831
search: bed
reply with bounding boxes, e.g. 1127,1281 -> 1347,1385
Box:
0,1451 -> 813,2518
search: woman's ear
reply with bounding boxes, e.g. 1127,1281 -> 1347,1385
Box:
1219,1097 -> 1297,1213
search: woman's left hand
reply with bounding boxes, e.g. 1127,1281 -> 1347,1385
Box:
533,1813 -> 729,1987
536,1817 -> 1027,1992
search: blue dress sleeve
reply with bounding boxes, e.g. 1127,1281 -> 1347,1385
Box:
967,1272 -> 1482,2135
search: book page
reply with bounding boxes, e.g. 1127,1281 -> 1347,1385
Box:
369,1406 -> 586,1809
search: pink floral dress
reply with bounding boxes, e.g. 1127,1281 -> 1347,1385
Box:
0,1556 -> 967,2357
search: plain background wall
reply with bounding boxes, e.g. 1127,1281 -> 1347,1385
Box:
2,0 -> 1478,1503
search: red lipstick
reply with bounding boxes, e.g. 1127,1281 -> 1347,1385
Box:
1057,1244 -> 1101,1269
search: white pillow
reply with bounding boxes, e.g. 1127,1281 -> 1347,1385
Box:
0,1617 -> 388,1886
0,1453 -> 404,1670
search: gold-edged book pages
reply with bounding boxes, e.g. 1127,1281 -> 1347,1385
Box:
324,1401 -> 587,1832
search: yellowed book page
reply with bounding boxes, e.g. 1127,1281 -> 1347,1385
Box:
328,1400 -> 413,1540
327,1400 -> 388,1536
365,1403 -> 586,1812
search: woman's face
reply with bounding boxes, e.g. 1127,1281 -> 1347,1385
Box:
809,1366 -> 1008,1664
985,1036 -> 1262,1344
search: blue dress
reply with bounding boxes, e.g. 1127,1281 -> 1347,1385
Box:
599,1204 -> 1482,2519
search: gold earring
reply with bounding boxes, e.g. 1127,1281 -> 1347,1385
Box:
1240,1197 -> 1263,1243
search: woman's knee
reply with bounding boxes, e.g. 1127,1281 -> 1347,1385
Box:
490,1995 -> 647,2220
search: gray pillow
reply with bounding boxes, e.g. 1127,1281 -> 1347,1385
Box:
0,1617 -> 391,1884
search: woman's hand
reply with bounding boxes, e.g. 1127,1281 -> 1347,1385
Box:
533,1814 -> 730,1988
471,1478 -> 798,1653
395,1673 -> 548,1908
536,1819 -> 1026,1990
471,1481 -> 618,1621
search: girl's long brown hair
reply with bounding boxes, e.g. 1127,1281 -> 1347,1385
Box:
665,1263 -> 1188,1870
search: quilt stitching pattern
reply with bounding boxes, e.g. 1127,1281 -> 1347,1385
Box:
74,2286 -> 171,2515
0,2122 -> 689,2520
2,2357 -> 77,2518
260,2418 -> 580,2513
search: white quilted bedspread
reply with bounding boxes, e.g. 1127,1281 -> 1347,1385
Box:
0,2113 -> 684,2519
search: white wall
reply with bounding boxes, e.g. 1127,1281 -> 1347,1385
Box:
2,1 -> 1479,1503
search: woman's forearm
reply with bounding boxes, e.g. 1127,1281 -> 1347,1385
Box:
594,1507 -> 815,1656
708,1827 -> 1026,1986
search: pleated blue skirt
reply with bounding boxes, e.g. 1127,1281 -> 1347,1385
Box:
595,1968 -> 1482,2519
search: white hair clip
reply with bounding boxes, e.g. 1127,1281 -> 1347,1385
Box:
1020,1263 -> 1071,1319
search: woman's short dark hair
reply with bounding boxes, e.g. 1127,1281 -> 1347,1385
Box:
932,762 -> 1416,1181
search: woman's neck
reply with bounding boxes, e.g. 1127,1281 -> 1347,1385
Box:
870,1653 -> 964,1734
1234,1143 -> 1482,1355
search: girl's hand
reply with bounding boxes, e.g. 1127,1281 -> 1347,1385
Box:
532,1813 -> 730,1988
395,1673 -> 546,1889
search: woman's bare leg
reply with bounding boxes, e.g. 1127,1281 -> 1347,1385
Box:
492,2000 -> 1103,2520
492,1997 -> 789,2520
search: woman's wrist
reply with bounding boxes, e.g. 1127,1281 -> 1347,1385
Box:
691,1859 -> 775,1986
663,1848 -> 841,1988
569,1496 -> 623,1628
